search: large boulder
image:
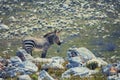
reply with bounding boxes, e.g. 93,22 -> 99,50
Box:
66,47 -> 96,68
67,47 -> 96,62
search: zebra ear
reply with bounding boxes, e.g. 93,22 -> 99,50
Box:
56,29 -> 62,33
54,30 -> 57,33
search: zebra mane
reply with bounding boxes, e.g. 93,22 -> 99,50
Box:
43,32 -> 55,38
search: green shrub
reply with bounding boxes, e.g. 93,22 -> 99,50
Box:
30,74 -> 38,80
86,61 -> 98,70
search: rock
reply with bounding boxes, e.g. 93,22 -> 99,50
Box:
7,69 -> 17,78
66,56 -> 85,68
107,74 -> 120,80
115,62 -> 120,72
38,70 -> 54,80
51,56 -> 65,64
22,61 -> 38,72
41,57 -> 65,69
62,67 -> 90,78
8,16 -> 17,22
33,57 -> 52,63
42,61 -> 64,70
16,49 -> 34,61
0,24 -> 9,30
10,56 -> 22,64
0,78 -> 3,80
0,57 -> 38,77
102,64 -> 112,76
102,62 -> 120,77
17,75 -> 32,80
13,0 -> 19,3
33,56 -> 64,64
67,47 -> 96,63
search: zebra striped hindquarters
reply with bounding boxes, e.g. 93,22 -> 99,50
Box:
22,37 -> 50,56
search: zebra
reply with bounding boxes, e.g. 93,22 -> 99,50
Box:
22,30 -> 62,58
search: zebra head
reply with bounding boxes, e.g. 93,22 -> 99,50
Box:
44,30 -> 62,45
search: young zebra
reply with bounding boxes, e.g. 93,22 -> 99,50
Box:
22,30 -> 61,58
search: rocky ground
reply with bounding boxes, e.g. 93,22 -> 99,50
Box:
0,0 -> 119,38
0,0 -> 120,79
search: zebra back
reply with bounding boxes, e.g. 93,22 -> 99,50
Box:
22,37 -> 48,49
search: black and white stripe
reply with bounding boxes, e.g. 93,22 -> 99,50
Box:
22,40 -> 36,56
23,40 -> 36,50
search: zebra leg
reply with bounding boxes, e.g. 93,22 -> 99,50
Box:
41,44 -> 49,58
41,50 -> 47,58
26,48 -> 33,56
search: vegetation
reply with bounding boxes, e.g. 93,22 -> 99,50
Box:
30,74 -> 38,80
86,61 -> 98,70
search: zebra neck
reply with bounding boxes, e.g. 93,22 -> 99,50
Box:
46,37 -> 54,45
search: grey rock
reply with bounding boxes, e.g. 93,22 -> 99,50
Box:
38,70 -> 54,80
10,56 -> 22,64
41,57 -> 65,69
67,47 -> 96,62
62,67 -> 90,78
16,49 -> 34,61
0,24 -> 9,30
17,75 -> 32,80
0,78 -> 3,80
22,61 -> 38,72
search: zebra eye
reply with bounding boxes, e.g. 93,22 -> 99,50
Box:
54,37 -> 59,42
